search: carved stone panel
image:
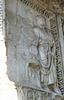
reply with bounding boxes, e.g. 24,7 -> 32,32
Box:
17,87 -> 63,100
6,0 -> 64,99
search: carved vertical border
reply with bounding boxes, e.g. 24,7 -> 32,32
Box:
50,15 -> 64,95
57,16 -> 64,83
61,19 -> 64,72
0,0 -> 3,36
2,0 -> 5,37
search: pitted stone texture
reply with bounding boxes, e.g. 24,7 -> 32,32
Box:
6,0 -> 43,87
6,0 -> 57,91
6,0 -> 64,99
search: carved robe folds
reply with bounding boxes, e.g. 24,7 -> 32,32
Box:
33,25 -> 56,88
39,38 -> 56,86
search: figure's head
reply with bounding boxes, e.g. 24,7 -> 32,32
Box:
36,15 -> 46,28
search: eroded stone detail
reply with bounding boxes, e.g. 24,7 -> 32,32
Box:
50,16 -> 64,95
17,87 -> 64,100
5,0 -> 64,100
32,16 -> 57,90
62,19 -> 64,43
21,0 -> 53,18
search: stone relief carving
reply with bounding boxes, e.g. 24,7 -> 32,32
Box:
21,0 -> 64,18
22,88 -> 50,100
32,16 -> 57,90
17,87 -> 64,100
50,17 -> 64,95
7,3 -> 58,92
6,0 -> 64,98
39,39 -> 56,87
21,0 -> 53,18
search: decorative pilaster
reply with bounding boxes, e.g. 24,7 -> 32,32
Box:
50,15 -> 64,95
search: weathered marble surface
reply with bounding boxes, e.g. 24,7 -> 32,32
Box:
5,0 -> 64,99
17,87 -> 64,100
6,0 -> 56,88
